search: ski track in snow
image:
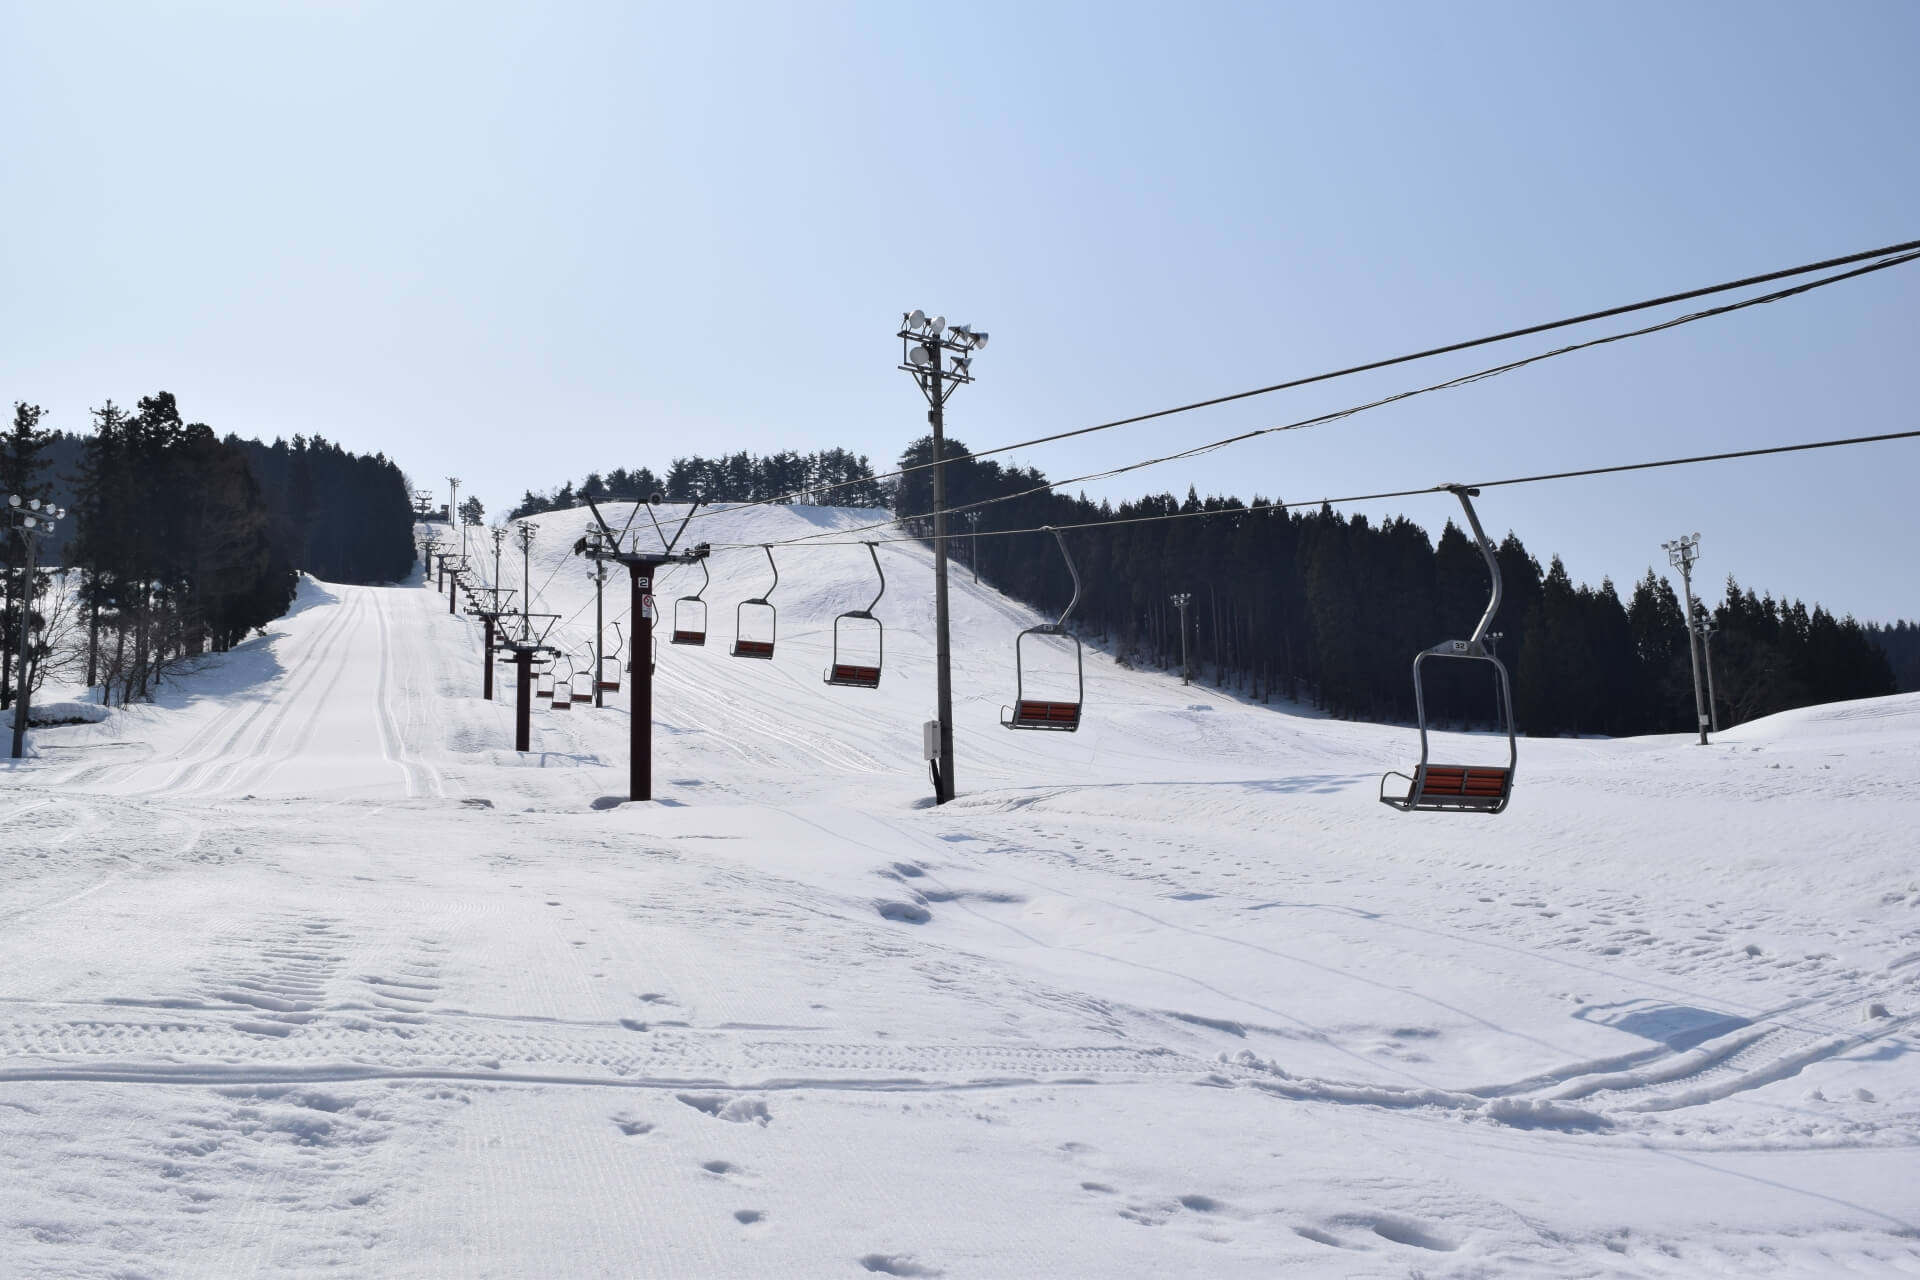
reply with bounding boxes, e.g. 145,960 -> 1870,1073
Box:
3,503 -> 1918,1277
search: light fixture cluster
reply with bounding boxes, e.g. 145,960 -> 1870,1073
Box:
4,493 -> 67,536
899,309 -> 989,384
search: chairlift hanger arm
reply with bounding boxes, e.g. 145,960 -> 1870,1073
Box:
1441,484 -> 1502,649
1048,527 -> 1081,631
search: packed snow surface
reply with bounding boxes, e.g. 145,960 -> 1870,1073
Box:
4,502 -> 1917,1277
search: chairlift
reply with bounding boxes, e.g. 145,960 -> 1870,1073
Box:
672,557 -> 709,646
599,622 -> 624,692
824,543 -> 885,689
551,653 -> 575,711
534,656 -> 557,701
572,649 -> 595,703
731,545 -> 778,660
1001,528 -> 1084,731
1378,485 -> 1517,814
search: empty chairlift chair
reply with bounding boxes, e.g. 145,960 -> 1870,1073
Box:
1378,485 -> 1517,814
824,543 -> 885,689
550,654 -> 575,711
672,558 -> 709,646
599,623 -> 624,692
731,545 -> 778,660
1001,528 -> 1084,732
533,654 -> 557,703
572,649 -> 595,703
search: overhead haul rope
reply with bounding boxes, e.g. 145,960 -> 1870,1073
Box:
712,249 -> 1920,552
670,237 -> 1920,527
706,428 -> 1920,549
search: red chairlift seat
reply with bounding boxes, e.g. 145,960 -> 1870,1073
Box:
823,544 -> 885,690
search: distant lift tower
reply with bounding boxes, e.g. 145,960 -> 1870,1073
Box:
1662,532 -> 1711,746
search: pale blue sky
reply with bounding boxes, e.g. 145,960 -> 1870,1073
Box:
4,2 -> 1916,618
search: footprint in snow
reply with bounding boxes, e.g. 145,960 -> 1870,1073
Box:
859,1255 -> 940,1277
677,1093 -> 772,1125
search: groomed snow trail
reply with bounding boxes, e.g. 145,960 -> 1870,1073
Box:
3,503 -> 1917,1278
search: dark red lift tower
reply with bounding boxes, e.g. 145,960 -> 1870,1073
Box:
582,497 -> 709,803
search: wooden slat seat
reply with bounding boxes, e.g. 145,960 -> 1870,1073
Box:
828,663 -> 881,687
732,639 -> 775,659
1410,764 -> 1510,809
671,630 -> 705,646
1008,699 -> 1081,730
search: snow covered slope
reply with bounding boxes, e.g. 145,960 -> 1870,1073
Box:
2,501 -> 1916,1278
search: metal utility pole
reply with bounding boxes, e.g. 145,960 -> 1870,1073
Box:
965,511 -> 980,583
899,310 -> 988,806
1663,532 -> 1711,745
1170,592 -> 1193,684
518,522 -> 538,615
583,497 -> 708,802
5,493 -> 65,759
490,526 -> 506,590
447,476 -> 461,559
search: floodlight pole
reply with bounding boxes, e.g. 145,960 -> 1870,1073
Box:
899,311 -> 987,806
966,511 -> 980,583
519,522 -> 538,616
1171,592 -> 1193,684
1664,533 -> 1710,745
448,476 -> 462,560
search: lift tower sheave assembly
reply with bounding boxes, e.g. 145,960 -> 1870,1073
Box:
584,496 -> 710,803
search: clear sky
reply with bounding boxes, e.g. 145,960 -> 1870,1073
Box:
4,1 -> 1916,619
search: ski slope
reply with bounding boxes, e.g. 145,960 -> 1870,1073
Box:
2,501 -> 1917,1278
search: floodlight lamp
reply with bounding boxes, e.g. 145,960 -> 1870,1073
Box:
971,330 -> 988,350
908,344 -> 932,367
7,494 -> 18,507
929,315 -> 946,335
951,356 -> 971,376
28,498 -> 40,511
21,514 -> 35,529
906,309 -> 927,331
